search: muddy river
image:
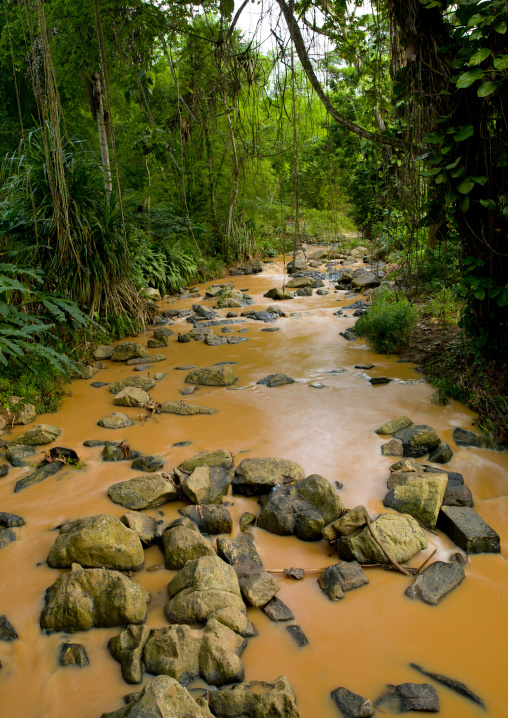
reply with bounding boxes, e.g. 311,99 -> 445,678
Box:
1,257 -> 507,718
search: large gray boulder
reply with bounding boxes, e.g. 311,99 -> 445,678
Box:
113,387 -> 150,408
108,475 -> 177,510
47,514 -> 144,570
185,366 -> 238,386
9,424 -> 61,446
322,506 -> 368,543
180,505 -> 233,535
109,376 -> 156,394
209,676 -> 301,718
99,675 -> 214,718
393,425 -> 441,458
97,412 -> 133,429
437,506 -> 500,553
108,624 -> 151,684
181,465 -> 230,504
405,561 -> 465,605
296,474 -> 344,525
351,270 -> 380,290
40,564 -> 149,632
161,525 -> 216,569
179,450 -> 233,473
383,472 -> 447,529
165,556 -> 244,625
337,514 -> 427,564
233,457 -> 305,496
111,343 -> 148,362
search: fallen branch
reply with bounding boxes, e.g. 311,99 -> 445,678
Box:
365,514 -> 413,576
415,548 -> 437,575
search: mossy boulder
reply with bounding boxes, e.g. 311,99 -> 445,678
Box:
337,514 -> 427,565
111,343 -> 148,362
113,387 -> 150,408
10,424 -> 61,446
209,676 -> 301,718
393,425 -> 441,458
375,416 -> 413,435
160,402 -> 217,416
233,457 -> 304,496
181,466 -> 230,504
97,412 -> 134,429
384,474 -> 447,529
40,564 -> 149,632
109,376 -> 156,394
108,475 -> 177,510
161,525 -> 216,569
185,366 -> 238,387
179,450 -> 233,473
47,514 -> 145,571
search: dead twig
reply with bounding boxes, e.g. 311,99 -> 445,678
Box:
415,547 -> 437,575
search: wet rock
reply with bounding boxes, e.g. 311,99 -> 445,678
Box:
241,310 -> 277,322
409,663 -> 485,708
91,382 -> 109,388
9,423 -> 61,446
40,564 -> 149,632
165,555 -> 244,625
0,529 -> 15,548
154,372 -> 165,380
15,461 -> 64,493
147,337 -> 167,349
376,416 -> 413,435
0,464 -> 8,478
297,474 -> 344,525
58,643 -> 89,667
390,458 -> 421,473
294,508 -> 325,540
180,505 -> 233,534
369,377 -> 391,385
13,402 -> 36,425
109,376 -> 156,394
162,525 -> 216,569
114,387 -> 150,408
185,365 -> 238,386
295,286 -> 313,297
318,561 -> 369,601
121,512 -> 157,545
100,674 -> 213,718
234,562 -> 280,607
405,561 -> 465,605
93,345 -> 113,360
355,364 -> 374,370
179,449 -> 233,473
209,676 -> 301,718
437,506 -> 500,553
380,683 -> 439,713
309,381 -> 325,389
257,491 -> 313,537
0,512 -> 24,528
173,441 -> 192,447
111,343 -> 148,362
48,514 -> 144,571
443,484 -> 474,507
316,289 -> 329,296
284,568 -> 305,580
351,270 -> 380,290
427,442 -> 453,463
144,619 -> 245,687
330,687 -> 374,717
108,475 -> 177,510
127,354 -> 165,366
217,535 -> 263,566
98,412 -> 134,429
337,514 -> 427,565
340,330 -> 356,341
239,512 -> 256,531
160,401 -> 217,415
178,333 -> 192,343
257,374 -> 295,387
227,336 -> 248,345
233,457 -> 304,496
286,276 -> 313,288
262,597 -> 294,621
263,288 -> 293,301
381,439 -> 404,457
109,624 -> 151,684
383,473 -> 447,529
154,327 -> 174,340
131,455 -> 164,472
393,425 -> 441,458
452,427 -> 485,448
286,625 -> 308,647
181,465 -> 230,504
101,444 -> 141,462
0,615 -> 18,641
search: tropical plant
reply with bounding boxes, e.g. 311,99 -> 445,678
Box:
355,287 -> 419,354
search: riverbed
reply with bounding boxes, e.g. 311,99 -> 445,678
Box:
1,257 -> 507,718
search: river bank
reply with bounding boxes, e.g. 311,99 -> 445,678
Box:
0,255 -> 507,718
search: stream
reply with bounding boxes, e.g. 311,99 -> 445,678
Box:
1,255 -> 507,718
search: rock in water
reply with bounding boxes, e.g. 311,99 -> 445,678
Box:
381,439 -> 404,457
113,387 -> 150,408
383,473 -> 447,529
233,457 -> 304,496
131,455 -> 165,472
160,401 -> 217,415
405,561 -> 465,605
209,676 -> 301,718
13,402 -> 36,425
286,625 -> 308,647
97,412 -> 134,429
181,465 -> 230,504
179,505 -> 233,534
409,663 -> 485,708
58,643 -> 89,667
108,624 -> 151,684
111,343 -> 148,362
380,683 -> 439,713
0,529 -> 16,548
9,424 -> 61,446
437,506 -> 500,553
428,442 -> 454,464
185,365 -> 238,386
179,449 -> 233,472
337,514 -> 427,565
375,417 -> 413,435
0,512 -> 24,528
256,374 -> 295,387
0,616 -> 18,641
161,525 -> 216,569
121,512 -> 157,545
108,475 -> 177,510
262,597 -> 294,622
330,687 -> 374,718
100,675 -> 214,718
47,514 -> 144,571
452,427 -> 485,448
318,562 -> 369,601
15,461 -> 64,493
393,425 -> 441,458
40,565 -> 149,632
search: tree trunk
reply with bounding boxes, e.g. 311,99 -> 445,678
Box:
93,71 -> 112,201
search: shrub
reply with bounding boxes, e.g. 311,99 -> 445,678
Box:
355,288 -> 419,354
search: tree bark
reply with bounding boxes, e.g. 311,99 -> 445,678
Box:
92,72 -> 112,201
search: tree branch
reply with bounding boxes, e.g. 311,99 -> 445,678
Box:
274,0 -> 407,149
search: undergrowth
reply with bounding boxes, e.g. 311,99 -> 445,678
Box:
355,288 -> 419,354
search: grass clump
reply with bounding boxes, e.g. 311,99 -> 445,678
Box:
355,288 -> 419,354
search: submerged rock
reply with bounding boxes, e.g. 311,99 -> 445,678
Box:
379,683 -> 439,713
209,676 -> 301,718
47,514 -> 144,571
14,461 -> 64,493
58,643 -> 89,667
405,561 -> 465,605
0,512 -> 24,528
160,401 -> 217,415
111,343 -> 148,362
318,561 -> 369,601
0,529 -> 15,548
185,365 -> 238,386
40,565 -> 149,632
97,413 -> 134,429
409,663 -> 485,708
9,424 -> 61,446
108,475 -> 177,510
256,374 -> 295,387
0,616 -> 18,641
286,625 -> 308,647
233,457 -> 305,496
330,687 -> 374,718
100,675 -> 213,718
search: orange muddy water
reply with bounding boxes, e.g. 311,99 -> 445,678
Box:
1,256 -> 507,718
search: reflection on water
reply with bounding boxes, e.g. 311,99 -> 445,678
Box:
0,257 -> 507,717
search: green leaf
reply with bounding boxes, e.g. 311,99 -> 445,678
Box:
459,195 -> 470,212
493,54 -> 508,70
424,133 -> 445,144
474,288 -> 486,300
451,167 -> 465,178
495,21 -> 507,34
470,176 -> 488,185
496,153 -> 508,167
468,48 -> 491,65
479,199 -> 497,210
463,256 -> 476,265
454,124 -> 474,141
468,13 -> 485,27
456,69 -> 485,88
497,288 -> 508,306
457,179 -> 475,194
446,156 -> 462,169
434,173 -> 447,184
478,81 -> 499,97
